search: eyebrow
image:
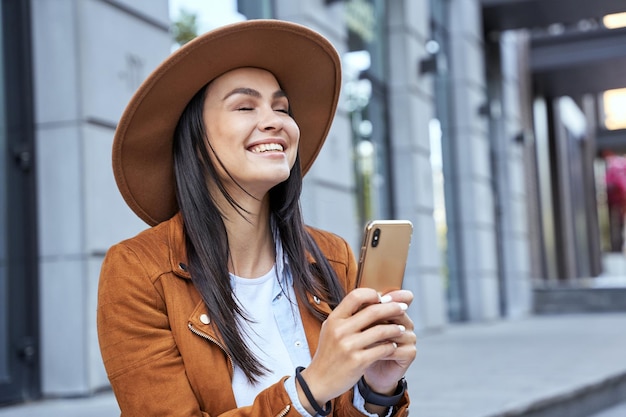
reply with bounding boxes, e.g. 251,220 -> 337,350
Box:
222,87 -> 287,101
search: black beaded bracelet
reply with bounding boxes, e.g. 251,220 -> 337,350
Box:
357,376 -> 407,407
295,366 -> 332,416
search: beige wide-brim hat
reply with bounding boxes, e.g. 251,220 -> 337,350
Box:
112,19 -> 342,226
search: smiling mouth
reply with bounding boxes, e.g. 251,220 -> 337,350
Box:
249,143 -> 285,153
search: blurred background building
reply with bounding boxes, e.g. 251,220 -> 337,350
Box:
1,0 -> 626,407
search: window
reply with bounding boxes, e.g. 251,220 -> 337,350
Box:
343,0 -> 393,225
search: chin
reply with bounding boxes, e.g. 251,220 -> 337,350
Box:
268,164 -> 293,180
248,169 -> 291,193
272,171 -> 292,185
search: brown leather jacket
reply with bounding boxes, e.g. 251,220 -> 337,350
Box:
97,213 -> 409,417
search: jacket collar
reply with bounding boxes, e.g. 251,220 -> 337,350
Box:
167,212 -> 191,279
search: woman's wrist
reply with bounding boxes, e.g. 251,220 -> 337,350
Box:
357,376 -> 407,407
295,366 -> 332,416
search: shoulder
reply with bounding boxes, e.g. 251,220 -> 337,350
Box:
306,226 -> 349,254
110,220 -> 168,257
305,225 -> 358,292
305,225 -> 355,268
119,218 -> 172,249
102,215 -> 183,282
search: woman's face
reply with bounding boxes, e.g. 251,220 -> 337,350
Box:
202,67 -> 300,197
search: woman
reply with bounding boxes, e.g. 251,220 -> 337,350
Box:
97,19 -> 416,417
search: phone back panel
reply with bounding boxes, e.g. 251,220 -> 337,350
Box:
356,220 -> 413,294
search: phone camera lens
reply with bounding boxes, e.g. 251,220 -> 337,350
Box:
372,228 -> 381,247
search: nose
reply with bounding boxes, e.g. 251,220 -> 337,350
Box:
258,105 -> 284,131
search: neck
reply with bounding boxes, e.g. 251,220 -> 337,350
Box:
219,191 -> 276,279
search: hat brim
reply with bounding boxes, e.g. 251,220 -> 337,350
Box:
113,19 -> 341,226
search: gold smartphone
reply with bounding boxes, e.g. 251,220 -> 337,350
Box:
355,220 -> 413,294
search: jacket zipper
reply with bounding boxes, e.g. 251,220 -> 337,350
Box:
188,323 -> 235,374
189,324 -> 292,416
275,404 -> 291,417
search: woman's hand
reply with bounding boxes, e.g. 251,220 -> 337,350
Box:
362,289 -> 416,394
296,288 -> 416,414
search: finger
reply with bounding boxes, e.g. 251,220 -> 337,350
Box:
376,295 -> 415,329
359,322 -> 409,347
349,323 -> 416,359
384,331 -> 418,352
379,311 -> 415,331
381,289 -> 414,305
355,339 -> 401,364
372,332 -> 417,368
356,318 -> 416,346
351,301 -> 410,331
323,320 -> 406,359
331,287 -> 381,318
378,340 -> 418,363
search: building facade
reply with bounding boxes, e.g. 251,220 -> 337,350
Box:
2,0 -> 625,406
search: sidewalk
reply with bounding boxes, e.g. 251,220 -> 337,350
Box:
1,313 -> 626,417
406,312 -> 626,417
0,391 -> 118,417
590,401 -> 626,417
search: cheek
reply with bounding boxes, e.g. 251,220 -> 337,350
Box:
287,119 -> 301,145
287,121 -> 300,165
203,119 -> 235,154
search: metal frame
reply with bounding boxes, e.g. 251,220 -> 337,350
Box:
531,27 -> 626,97
481,0 -> 626,32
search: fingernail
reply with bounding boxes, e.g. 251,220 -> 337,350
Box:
398,325 -> 406,332
379,294 -> 393,304
398,302 -> 408,311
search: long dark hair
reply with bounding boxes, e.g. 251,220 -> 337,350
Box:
172,84 -> 346,383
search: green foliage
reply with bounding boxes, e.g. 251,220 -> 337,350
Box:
171,8 -> 198,46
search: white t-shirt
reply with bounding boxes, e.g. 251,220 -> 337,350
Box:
230,265 -> 295,407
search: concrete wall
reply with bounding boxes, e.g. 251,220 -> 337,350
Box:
32,0 -> 169,396
446,0 -> 500,321
492,31 -> 533,318
386,0 -> 446,330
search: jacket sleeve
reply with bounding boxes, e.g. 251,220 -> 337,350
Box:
97,242 -> 211,417
335,388 -> 410,417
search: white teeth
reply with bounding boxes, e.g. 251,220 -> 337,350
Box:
250,143 -> 284,153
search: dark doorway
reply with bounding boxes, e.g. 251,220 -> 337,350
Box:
0,0 -> 40,404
